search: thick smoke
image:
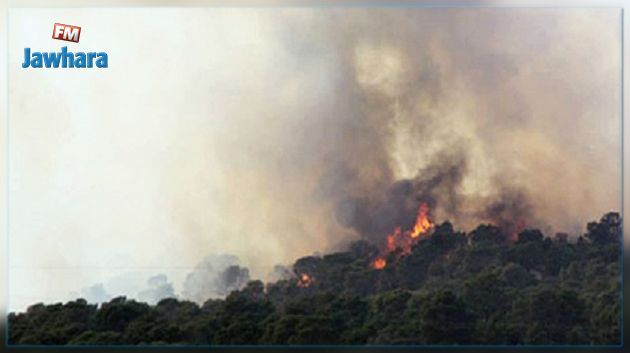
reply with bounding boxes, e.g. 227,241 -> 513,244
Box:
137,274 -> 176,305
165,9 -> 619,270
68,260 -> 245,306
181,254 -> 250,304
266,265 -> 294,283
74,283 -> 111,305
280,9 -> 618,244
7,9 -> 621,312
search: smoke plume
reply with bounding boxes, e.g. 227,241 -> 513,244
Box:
137,274 -> 176,305
75,283 -> 111,305
8,9 -> 621,311
181,254 -> 250,304
163,9 -> 620,271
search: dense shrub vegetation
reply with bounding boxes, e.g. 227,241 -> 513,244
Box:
8,212 -> 621,345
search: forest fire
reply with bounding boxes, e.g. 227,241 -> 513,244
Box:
371,203 -> 434,270
510,218 -> 528,241
386,228 -> 400,252
410,203 -> 433,238
297,273 -> 313,288
371,258 -> 387,270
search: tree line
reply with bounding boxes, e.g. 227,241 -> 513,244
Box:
8,212 -> 621,345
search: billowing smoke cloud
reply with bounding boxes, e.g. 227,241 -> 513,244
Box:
163,8 -> 620,271
266,265 -> 293,283
8,9 -> 621,312
68,264 -> 243,307
291,9 -> 618,243
69,258 -> 248,306
137,274 -> 176,305
181,254 -> 250,304
72,283 -> 111,305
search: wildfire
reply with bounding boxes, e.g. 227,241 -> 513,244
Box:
297,273 -> 313,288
371,202 -> 434,270
410,203 -> 433,238
386,228 -> 400,252
372,257 -> 387,270
510,218 -> 528,242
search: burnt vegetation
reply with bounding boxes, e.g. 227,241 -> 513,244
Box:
8,212 -> 621,345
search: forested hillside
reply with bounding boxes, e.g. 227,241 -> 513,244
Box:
8,212 -> 621,345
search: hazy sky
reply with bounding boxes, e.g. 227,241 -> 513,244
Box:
7,7 -> 621,312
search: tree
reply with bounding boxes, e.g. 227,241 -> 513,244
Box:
516,229 -> 544,244
7,212 -> 622,346
586,212 -> 621,245
419,290 -> 476,344
513,287 -> 588,344
470,224 -> 506,245
96,297 -> 150,333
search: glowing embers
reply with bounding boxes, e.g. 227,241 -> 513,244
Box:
371,258 -> 387,270
296,273 -> 313,288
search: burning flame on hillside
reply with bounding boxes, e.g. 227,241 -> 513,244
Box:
372,258 -> 387,270
371,202 -> 434,270
410,203 -> 433,238
297,273 -> 313,288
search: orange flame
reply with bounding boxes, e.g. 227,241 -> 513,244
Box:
410,203 -> 434,238
386,228 -> 400,252
370,203 -> 434,269
372,258 -> 387,270
297,273 -> 313,288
